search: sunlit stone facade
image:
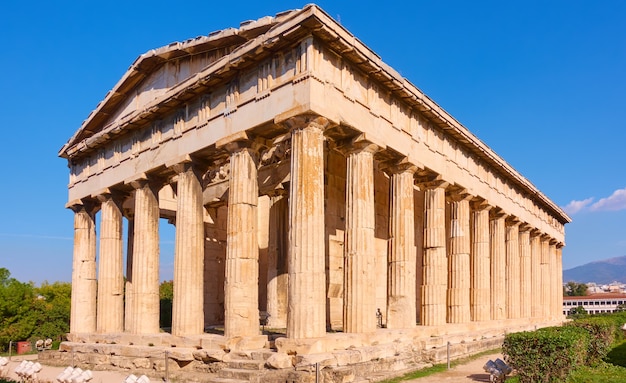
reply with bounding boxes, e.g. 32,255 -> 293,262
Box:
58,5 -> 570,381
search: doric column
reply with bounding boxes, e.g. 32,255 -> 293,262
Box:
96,192 -> 125,333
266,192 -> 288,328
286,116 -> 328,339
386,162 -> 417,329
540,235 -> 551,319
490,209 -> 507,320
470,200 -> 491,322
171,161 -> 205,336
421,180 -> 448,326
69,201 -> 98,334
530,230 -> 542,318
548,239 -> 558,319
556,244 -> 564,319
447,191 -> 471,324
224,142 -> 260,338
124,215 -> 135,332
130,178 -> 161,334
341,138 -> 378,334
519,225 -> 532,318
505,218 -> 521,319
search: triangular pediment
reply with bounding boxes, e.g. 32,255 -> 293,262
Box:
59,9 -> 299,157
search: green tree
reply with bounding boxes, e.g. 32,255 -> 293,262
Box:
159,280 -> 173,329
568,305 -> 588,318
564,281 -> 588,296
0,269 -> 71,351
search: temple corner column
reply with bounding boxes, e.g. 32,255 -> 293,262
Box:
69,200 -> 99,335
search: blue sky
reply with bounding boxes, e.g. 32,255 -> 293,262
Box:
1,1 -> 625,284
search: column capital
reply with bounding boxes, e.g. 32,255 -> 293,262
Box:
67,198 -> 99,215
380,157 -> 418,176
549,238 -> 558,246
125,173 -> 166,190
94,188 -> 129,205
505,215 -> 521,227
280,113 -> 332,133
166,154 -> 210,175
418,178 -> 449,191
447,186 -> 472,202
519,223 -> 533,233
335,133 -> 380,156
470,197 -> 492,211
489,207 -> 507,220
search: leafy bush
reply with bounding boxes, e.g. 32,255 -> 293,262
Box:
503,326 -> 590,383
566,317 -> 615,365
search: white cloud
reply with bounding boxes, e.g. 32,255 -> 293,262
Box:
562,198 -> 594,215
590,187 -> 626,211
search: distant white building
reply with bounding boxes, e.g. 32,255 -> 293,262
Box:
563,293 -> 626,315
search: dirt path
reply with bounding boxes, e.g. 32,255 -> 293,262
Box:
1,354 -> 141,383
402,352 -> 505,383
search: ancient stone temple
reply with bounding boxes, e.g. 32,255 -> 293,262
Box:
54,5 -> 570,382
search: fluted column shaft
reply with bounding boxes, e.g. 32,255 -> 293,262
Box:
548,241 -> 557,319
131,179 -> 161,334
470,202 -> 491,321
287,117 -> 327,339
70,203 -> 97,334
505,220 -> 521,319
225,146 -> 259,338
267,193 -> 288,328
530,232 -> 542,318
421,182 -> 447,326
540,236 -> 550,318
490,211 -> 506,320
556,246 -> 564,318
343,142 -> 377,333
448,196 -> 471,323
97,194 -> 124,333
519,227 -> 532,318
387,165 -> 417,329
124,217 -> 135,332
172,162 -> 205,336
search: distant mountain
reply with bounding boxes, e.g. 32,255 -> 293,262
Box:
563,256 -> 626,284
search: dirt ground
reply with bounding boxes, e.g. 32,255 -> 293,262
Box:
1,354 -> 142,383
1,351 -> 508,383
403,351 -> 506,383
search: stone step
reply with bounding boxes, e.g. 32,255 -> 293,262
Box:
227,359 -> 265,370
206,378 -> 248,383
218,367 -> 259,380
250,349 -> 276,361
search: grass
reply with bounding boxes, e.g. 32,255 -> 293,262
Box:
379,348 -> 499,383
379,340 -> 626,382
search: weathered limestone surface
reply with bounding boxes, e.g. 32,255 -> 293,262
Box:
69,203 -> 97,334
96,194 -> 124,333
58,5 -> 572,381
490,210 -> 506,320
224,144 -> 260,338
448,194 -> 471,324
421,182 -> 448,326
130,179 -> 161,334
505,219 -> 521,319
342,140 -> 377,333
387,164 -> 417,329
530,232 -> 542,318
287,117 -> 327,339
519,227 -> 532,319
172,162 -> 205,336
470,201 -> 491,322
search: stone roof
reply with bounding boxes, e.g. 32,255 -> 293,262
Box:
59,4 -> 571,225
